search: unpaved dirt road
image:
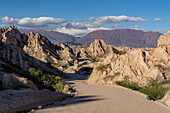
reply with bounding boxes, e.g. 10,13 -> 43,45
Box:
33,67 -> 170,113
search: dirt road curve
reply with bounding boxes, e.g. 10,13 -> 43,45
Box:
33,68 -> 169,113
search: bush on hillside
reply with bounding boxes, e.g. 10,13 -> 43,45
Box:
28,68 -> 65,92
116,80 -> 169,100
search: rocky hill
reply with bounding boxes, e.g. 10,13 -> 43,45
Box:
76,29 -> 162,48
20,29 -> 76,42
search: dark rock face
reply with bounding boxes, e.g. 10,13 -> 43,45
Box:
20,29 -> 76,42
76,29 -> 162,48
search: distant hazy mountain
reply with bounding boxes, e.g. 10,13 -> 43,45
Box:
75,29 -> 163,48
20,29 -> 162,48
20,29 -> 76,42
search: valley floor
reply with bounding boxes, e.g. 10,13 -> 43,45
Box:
33,70 -> 170,113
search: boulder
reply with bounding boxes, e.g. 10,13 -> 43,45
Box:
0,73 -> 38,90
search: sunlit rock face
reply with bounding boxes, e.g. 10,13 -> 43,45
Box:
87,32 -> 170,87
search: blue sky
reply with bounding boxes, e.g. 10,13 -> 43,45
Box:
0,0 -> 170,36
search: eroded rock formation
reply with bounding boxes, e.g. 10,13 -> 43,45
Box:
87,32 -> 170,86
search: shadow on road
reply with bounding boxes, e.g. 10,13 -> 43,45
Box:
44,95 -> 105,109
63,73 -> 87,81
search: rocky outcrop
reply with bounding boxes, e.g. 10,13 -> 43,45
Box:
0,89 -> 68,113
0,25 -> 25,47
88,39 -> 107,57
23,32 -> 60,64
157,31 -> 170,47
87,32 -> 170,86
59,42 -> 76,62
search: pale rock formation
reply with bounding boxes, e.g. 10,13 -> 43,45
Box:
157,31 -> 170,47
23,32 -> 59,64
89,39 -> 107,56
87,32 -> 170,86
59,42 -> 75,62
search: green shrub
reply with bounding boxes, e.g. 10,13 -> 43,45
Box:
96,64 -> 110,72
72,68 -> 77,72
28,68 -> 65,92
139,83 -> 169,100
52,81 -> 65,92
116,80 -> 169,100
77,64 -> 83,68
116,81 -> 140,90
86,75 -> 90,80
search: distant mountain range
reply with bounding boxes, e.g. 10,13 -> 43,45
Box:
20,29 -> 163,48
76,29 -> 162,48
20,29 -> 76,42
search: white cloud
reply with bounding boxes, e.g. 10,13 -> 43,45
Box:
134,25 -> 139,28
62,22 -> 102,29
55,27 -> 112,36
1,16 -> 19,24
55,27 -> 95,36
89,15 -> 148,23
1,16 -> 66,28
154,18 -> 162,21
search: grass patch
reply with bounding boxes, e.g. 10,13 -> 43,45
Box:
72,68 -> 77,72
96,64 -> 110,72
91,57 -> 99,63
116,80 -> 169,100
86,75 -> 91,80
77,64 -> 83,68
116,81 -> 140,90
